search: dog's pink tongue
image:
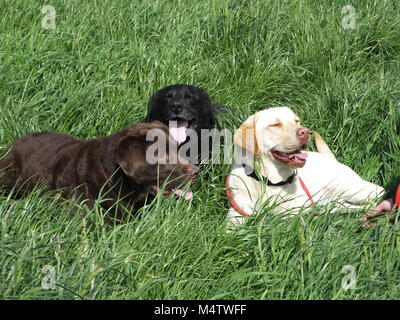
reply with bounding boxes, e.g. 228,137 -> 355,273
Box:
173,189 -> 193,200
288,152 -> 308,160
169,121 -> 188,145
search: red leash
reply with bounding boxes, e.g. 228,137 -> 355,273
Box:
225,175 -> 250,216
225,174 -> 314,216
298,176 -> 314,205
395,184 -> 400,209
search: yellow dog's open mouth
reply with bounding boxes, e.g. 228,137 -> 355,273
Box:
271,150 -> 309,168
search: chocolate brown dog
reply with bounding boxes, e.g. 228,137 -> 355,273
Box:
0,121 -> 199,222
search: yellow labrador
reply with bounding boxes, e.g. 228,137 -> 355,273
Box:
226,107 -> 383,228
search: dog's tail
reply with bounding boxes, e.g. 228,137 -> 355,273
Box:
313,131 -> 336,160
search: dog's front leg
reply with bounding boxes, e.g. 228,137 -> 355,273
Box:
331,169 -> 384,205
226,207 -> 248,231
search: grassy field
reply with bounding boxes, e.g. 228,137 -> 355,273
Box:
0,0 -> 399,300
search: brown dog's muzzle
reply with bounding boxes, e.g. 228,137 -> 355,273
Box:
185,164 -> 200,179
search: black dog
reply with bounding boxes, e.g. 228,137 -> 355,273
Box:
144,84 -> 226,164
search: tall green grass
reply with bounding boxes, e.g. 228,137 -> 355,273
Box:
0,0 -> 399,299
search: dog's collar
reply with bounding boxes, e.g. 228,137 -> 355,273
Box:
226,166 -> 314,217
242,163 -> 297,186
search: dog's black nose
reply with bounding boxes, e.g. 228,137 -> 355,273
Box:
170,102 -> 183,113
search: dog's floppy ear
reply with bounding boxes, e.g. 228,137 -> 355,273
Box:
144,89 -> 163,122
116,136 -> 146,184
115,125 -> 154,184
233,114 -> 258,155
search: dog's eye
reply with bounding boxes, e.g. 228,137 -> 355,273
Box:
165,93 -> 173,99
295,119 -> 300,123
184,94 -> 192,100
269,123 -> 282,127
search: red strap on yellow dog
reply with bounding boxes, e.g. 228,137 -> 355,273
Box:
225,176 -> 251,216
395,184 -> 400,209
298,176 -> 314,205
225,174 -> 314,216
